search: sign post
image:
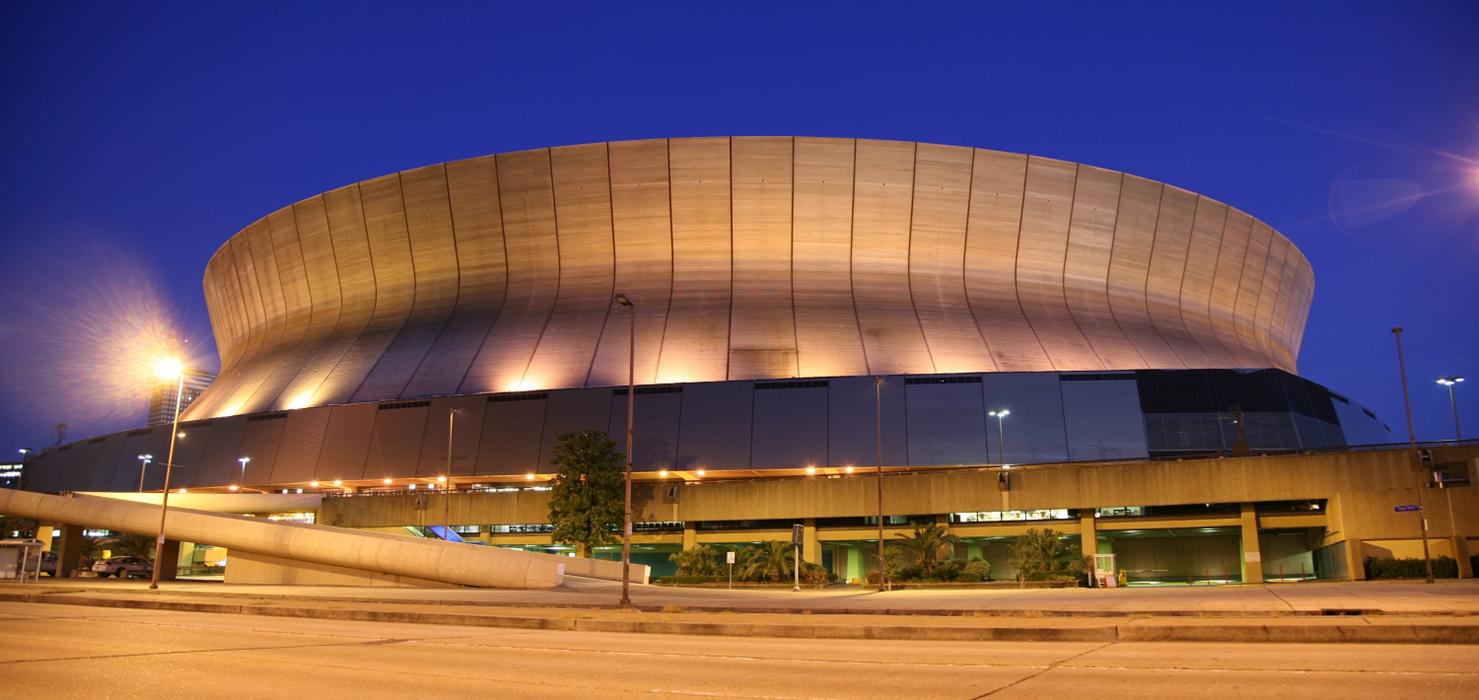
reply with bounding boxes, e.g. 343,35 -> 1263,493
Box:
726,550 -> 735,589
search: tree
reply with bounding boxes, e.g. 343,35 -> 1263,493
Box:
110,533 -> 155,559
546,430 -> 625,558
895,523 -> 959,576
1009,528 -> 1081,584
743,540 -> 795,582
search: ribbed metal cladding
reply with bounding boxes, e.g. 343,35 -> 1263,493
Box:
188,137 -> 1315,420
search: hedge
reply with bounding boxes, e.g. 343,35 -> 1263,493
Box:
1363,556 -> 1458,579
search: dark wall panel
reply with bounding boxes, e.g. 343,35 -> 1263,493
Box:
196,416 -> 248,487
363,403 -> 429,480
81,436 -> 126,492
676,382 -> 753,470
608,389 -> 683,471
237,414 -> 288,484
476,395 -> 547,474
269,407 -> 331,484
1060,377 -> 1148,460
415,396 -> 489,478
751,384 -> 828,468
905,379 -> 987,466
538,388 -> 615,469
315,403 -> 376,483
981,373 -> 1069,464
827,376 -> 908,467
166,420 -> 215,489
106,432 -> 154,492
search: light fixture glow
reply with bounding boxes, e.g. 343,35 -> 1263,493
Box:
153,357 -> 184,380
844,465 -> 855,474
695,468 -> 706,477
408,483 -> 417,490
658,468 -> 669,477
805,465 -> 817,475
382,477 -> 392,485
332,479 -> 343,487
228,484 -> 239,492
309,480 -> 320,487
525,472 -> 535,481
436,475 -> 447,483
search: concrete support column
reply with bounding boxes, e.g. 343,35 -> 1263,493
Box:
157,539 -> 180,582
1239,502 -> 1264,584
803,519 -> 819,565
1080,511 -> 1099,570
36,522 -> 54,551
54,524 -> 84,578
1345,539 -> 1364,580
1455,538 -> 1473,579
681,525 -> 697,551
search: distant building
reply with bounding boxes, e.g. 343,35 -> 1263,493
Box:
0,462 -> 20,489
147,369 -> 214,427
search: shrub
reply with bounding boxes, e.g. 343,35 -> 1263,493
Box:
655,575 -> 726,585
1364,556 -> 1458,580
959,558 -> 991,582
669,544 -> 722,577
930,559 -> 965,582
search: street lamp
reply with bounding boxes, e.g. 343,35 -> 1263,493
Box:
614,292 -> 635,606
1391,327 -> 1435,584
136,454 -> 153,492
149,357 -> 186,591
874,376 -> 885,592
1437,377 -> 1465,441
444,408 -> 461,534
988,409 -> 1010,466
237,457 -> 250,485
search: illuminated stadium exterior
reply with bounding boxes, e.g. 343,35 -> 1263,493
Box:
24,137 -> 1392,494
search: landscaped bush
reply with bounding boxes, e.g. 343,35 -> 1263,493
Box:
1364,556 -> 1458,580
667,543 -> 837,585
958,558 -> 991,582
655,575 -> 727,585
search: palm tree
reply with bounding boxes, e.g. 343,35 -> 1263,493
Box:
742,541 -> 795,582
895,524 -> 959,576
1009,528 -> 1075,584
669,544 -> 720,577
110,533 -> 156,559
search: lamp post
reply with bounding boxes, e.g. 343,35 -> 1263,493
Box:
988,409 -> 1010,466
1391,327 -> 1434,584
136,454 -> 152,492
149,358 -> 186,591
1437,376 -> 1465,441
236,457 -> 250,488
874,376 -> 885,592
614,293 -> 635,606
444,408 -> 461,535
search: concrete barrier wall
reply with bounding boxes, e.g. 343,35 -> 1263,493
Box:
0,488 -> 565,588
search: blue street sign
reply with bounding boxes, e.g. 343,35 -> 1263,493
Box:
1394,504 -> 1421,512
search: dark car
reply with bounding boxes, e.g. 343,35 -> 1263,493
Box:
91,556 -> 152,579
39,550 -> 56,576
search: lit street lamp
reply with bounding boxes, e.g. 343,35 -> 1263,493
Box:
1436,376 -> 1465,441
136,454 -> 152,492
988,409 -> 1011,466
236,456 -> 251,489
614,292 -> 635,606
149,357 -> 186,591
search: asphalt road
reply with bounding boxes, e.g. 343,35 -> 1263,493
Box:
2,601 -> 1476,699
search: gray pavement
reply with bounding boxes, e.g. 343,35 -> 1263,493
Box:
1,601 -> 1475,698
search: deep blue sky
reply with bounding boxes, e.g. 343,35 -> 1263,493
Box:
2,1 -> 1476,453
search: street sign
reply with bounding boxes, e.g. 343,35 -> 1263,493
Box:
725,550 -> 736,564
791,523 -> 805,546
1394,504 -> 1421,512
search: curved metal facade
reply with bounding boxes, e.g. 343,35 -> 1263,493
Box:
186,137 -> 1314,421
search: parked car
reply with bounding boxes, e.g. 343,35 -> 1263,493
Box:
39,551 -> 56,576
91,556 -> 152,579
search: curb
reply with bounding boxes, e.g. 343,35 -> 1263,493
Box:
4,592 -> 1477,644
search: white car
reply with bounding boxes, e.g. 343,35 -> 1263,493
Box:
91,556 -> 152,578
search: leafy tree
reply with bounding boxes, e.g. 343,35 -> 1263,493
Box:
743,540 -> 795,582
546,430 -> 625,558
1009,528 -> 1081,584
670,544 -> 721,577
110,533 -> 155,559
894,523 -> 959,576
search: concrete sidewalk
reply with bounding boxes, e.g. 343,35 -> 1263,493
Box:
2,579 -> 1477,644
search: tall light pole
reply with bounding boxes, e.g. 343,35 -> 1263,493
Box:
1392,327 -> 1435,584
444,408 -> 461,535
988,409 -> 1010,466
875,376 -> 885,592
149,358 -> 186,591
614,293 -> 635,606
136,454 -> 152,492
1437,376 -> 1465,441
236,457 -> 250,487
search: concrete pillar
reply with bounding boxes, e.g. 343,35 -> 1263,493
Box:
1455,537 -> 1473,579
157,539 -> 180,582
54,524 -> 84,578
36,523 -> 54,551
1345,539 -> 1364,580
1080,511 -> 1099,570
681,525 -> 697,551
1239,502 -> 1264,584
803,519 -> 819,565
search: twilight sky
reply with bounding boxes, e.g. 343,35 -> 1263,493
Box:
1,1 -> 1475,453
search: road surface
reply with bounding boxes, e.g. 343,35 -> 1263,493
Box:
2,601 -> 1475,698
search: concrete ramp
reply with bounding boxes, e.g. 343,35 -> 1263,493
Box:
0,489 -> 581,588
